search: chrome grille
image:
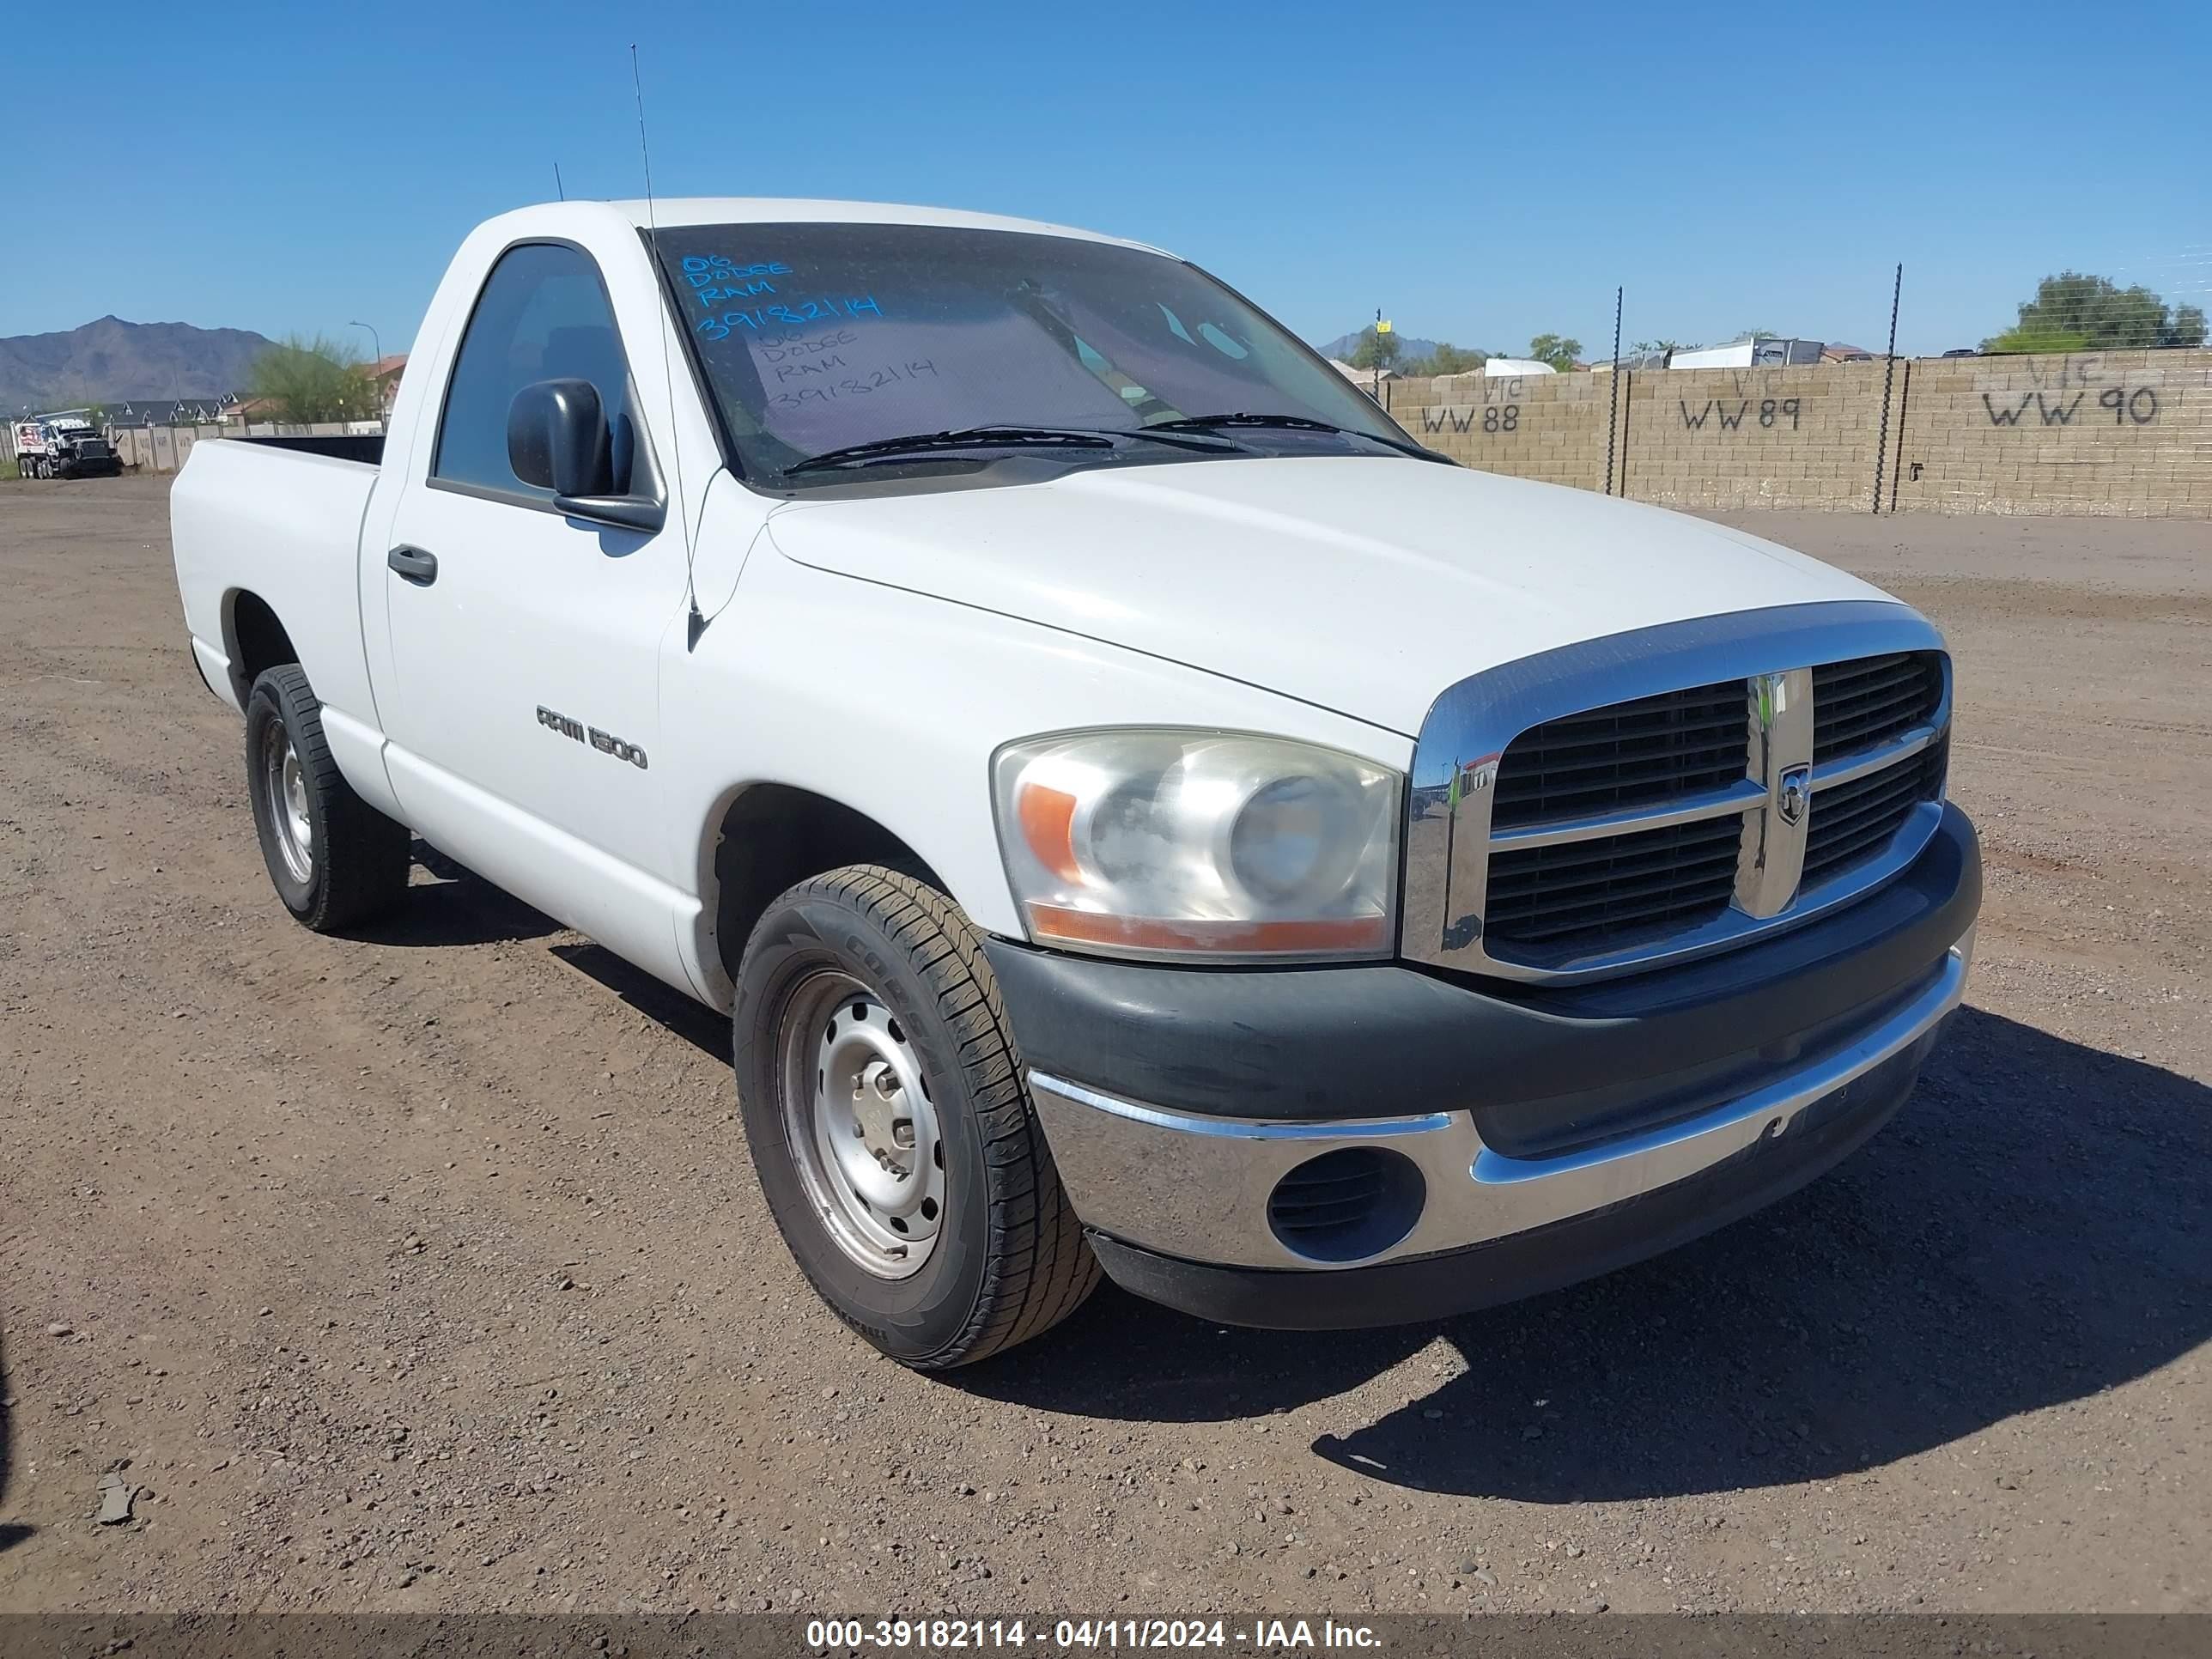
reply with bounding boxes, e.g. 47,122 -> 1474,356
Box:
1400,605 -> 1954,984
1490,680 -> 1749,830
1485,815 -> 1741,948
1803,741 -> 1948,888
1812,652 -> 1942,763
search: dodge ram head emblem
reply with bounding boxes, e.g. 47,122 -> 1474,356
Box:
1776,763 -> 1812,827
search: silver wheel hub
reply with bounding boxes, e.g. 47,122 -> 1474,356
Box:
779,973 -> 945,1278
261,719 -> 313,884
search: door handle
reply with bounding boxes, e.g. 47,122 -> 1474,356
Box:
386,545 -> 439,585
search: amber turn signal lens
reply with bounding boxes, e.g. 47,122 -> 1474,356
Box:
1023,904 -> 1389,957
1016,784 -> 1082,884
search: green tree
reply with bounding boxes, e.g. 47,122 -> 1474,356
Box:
1349,327 -> 1403,371
1983,271 -> 2201,353
1982,323 -> 2091,356
1527,333 -> 1583,372
247,334 -> 378,423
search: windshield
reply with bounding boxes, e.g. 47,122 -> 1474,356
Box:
652,222 -> 1416,488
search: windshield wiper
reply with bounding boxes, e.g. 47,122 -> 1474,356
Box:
1107,426 -> 1249,453
784,422 -> 1245,477
1146,412 -> 1450,463
784,425 -> 1116,476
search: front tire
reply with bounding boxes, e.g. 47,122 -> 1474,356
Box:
245,665 -> 410,931
734,866 -> 1100,1368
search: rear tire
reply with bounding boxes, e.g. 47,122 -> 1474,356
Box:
733,865 -> 1100,1369
245,665 -> 410,932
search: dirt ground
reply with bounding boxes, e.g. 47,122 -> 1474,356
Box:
0,472 -> 2204,1616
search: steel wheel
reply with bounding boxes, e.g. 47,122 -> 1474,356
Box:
259,716 -> 314,886
776,969 -> 946,1279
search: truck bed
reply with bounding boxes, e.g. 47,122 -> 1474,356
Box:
241,433 -> 385,465
171,434 -> 386,729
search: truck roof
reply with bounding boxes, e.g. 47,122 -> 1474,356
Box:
483,198 -> 1173,258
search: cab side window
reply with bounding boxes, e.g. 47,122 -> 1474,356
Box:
432,242 -> 639,498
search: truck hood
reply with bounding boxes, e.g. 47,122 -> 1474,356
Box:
765,457 -> 1895,737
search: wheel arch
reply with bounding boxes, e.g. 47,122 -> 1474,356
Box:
223,588 -> 300,702
696,782 -> 956,1004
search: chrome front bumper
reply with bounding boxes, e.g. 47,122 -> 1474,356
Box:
1029,930 -> 1972,1274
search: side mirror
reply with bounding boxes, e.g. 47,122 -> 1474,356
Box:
507,378 -> 612,499
506,379 -> 665,532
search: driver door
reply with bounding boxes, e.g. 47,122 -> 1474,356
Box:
379,240 -> 688,951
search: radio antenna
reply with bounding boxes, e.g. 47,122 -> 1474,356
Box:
630,44 -> 702,644
553,161 -> 566,202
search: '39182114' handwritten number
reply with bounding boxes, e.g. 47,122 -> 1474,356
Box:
698,296 -> 883,340
769,360 -> 938,410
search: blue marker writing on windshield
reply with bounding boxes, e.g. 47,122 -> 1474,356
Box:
695,295 -> 885,341
681,255 -> 792,289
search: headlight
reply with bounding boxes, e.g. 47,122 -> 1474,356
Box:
991,730 -> 1401,961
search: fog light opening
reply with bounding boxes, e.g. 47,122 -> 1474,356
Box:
1266,1147 -> 1425,1264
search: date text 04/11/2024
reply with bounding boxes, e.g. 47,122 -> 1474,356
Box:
802,1620 -> 1384,1650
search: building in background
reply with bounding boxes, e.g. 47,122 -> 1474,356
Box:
368,355 -> 408,418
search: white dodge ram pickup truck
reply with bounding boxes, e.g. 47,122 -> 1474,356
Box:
172,199 -> 1981,1368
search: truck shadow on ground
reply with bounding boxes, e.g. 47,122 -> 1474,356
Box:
350,858 -> 730,1059
963,1006 -> 2211,1502
550,942 -> 730,1057
0,1323 -> 27,1554
346,842 -> 566,950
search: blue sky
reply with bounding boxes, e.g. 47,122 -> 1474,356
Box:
8,0 -> 2207,361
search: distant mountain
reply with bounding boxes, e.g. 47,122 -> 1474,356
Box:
1316,329 -> 1444,363
0,317 -> 274,412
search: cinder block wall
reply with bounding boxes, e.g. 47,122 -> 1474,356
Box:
1395,369 -> 1610,489
1385,347 -> 2212,518
1621,362 -> 1891,511
1889,349 -> 2212,517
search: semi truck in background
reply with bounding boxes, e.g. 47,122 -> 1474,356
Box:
11,414 -> 123,479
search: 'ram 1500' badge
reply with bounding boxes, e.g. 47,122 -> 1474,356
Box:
537,706 -> 647,770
